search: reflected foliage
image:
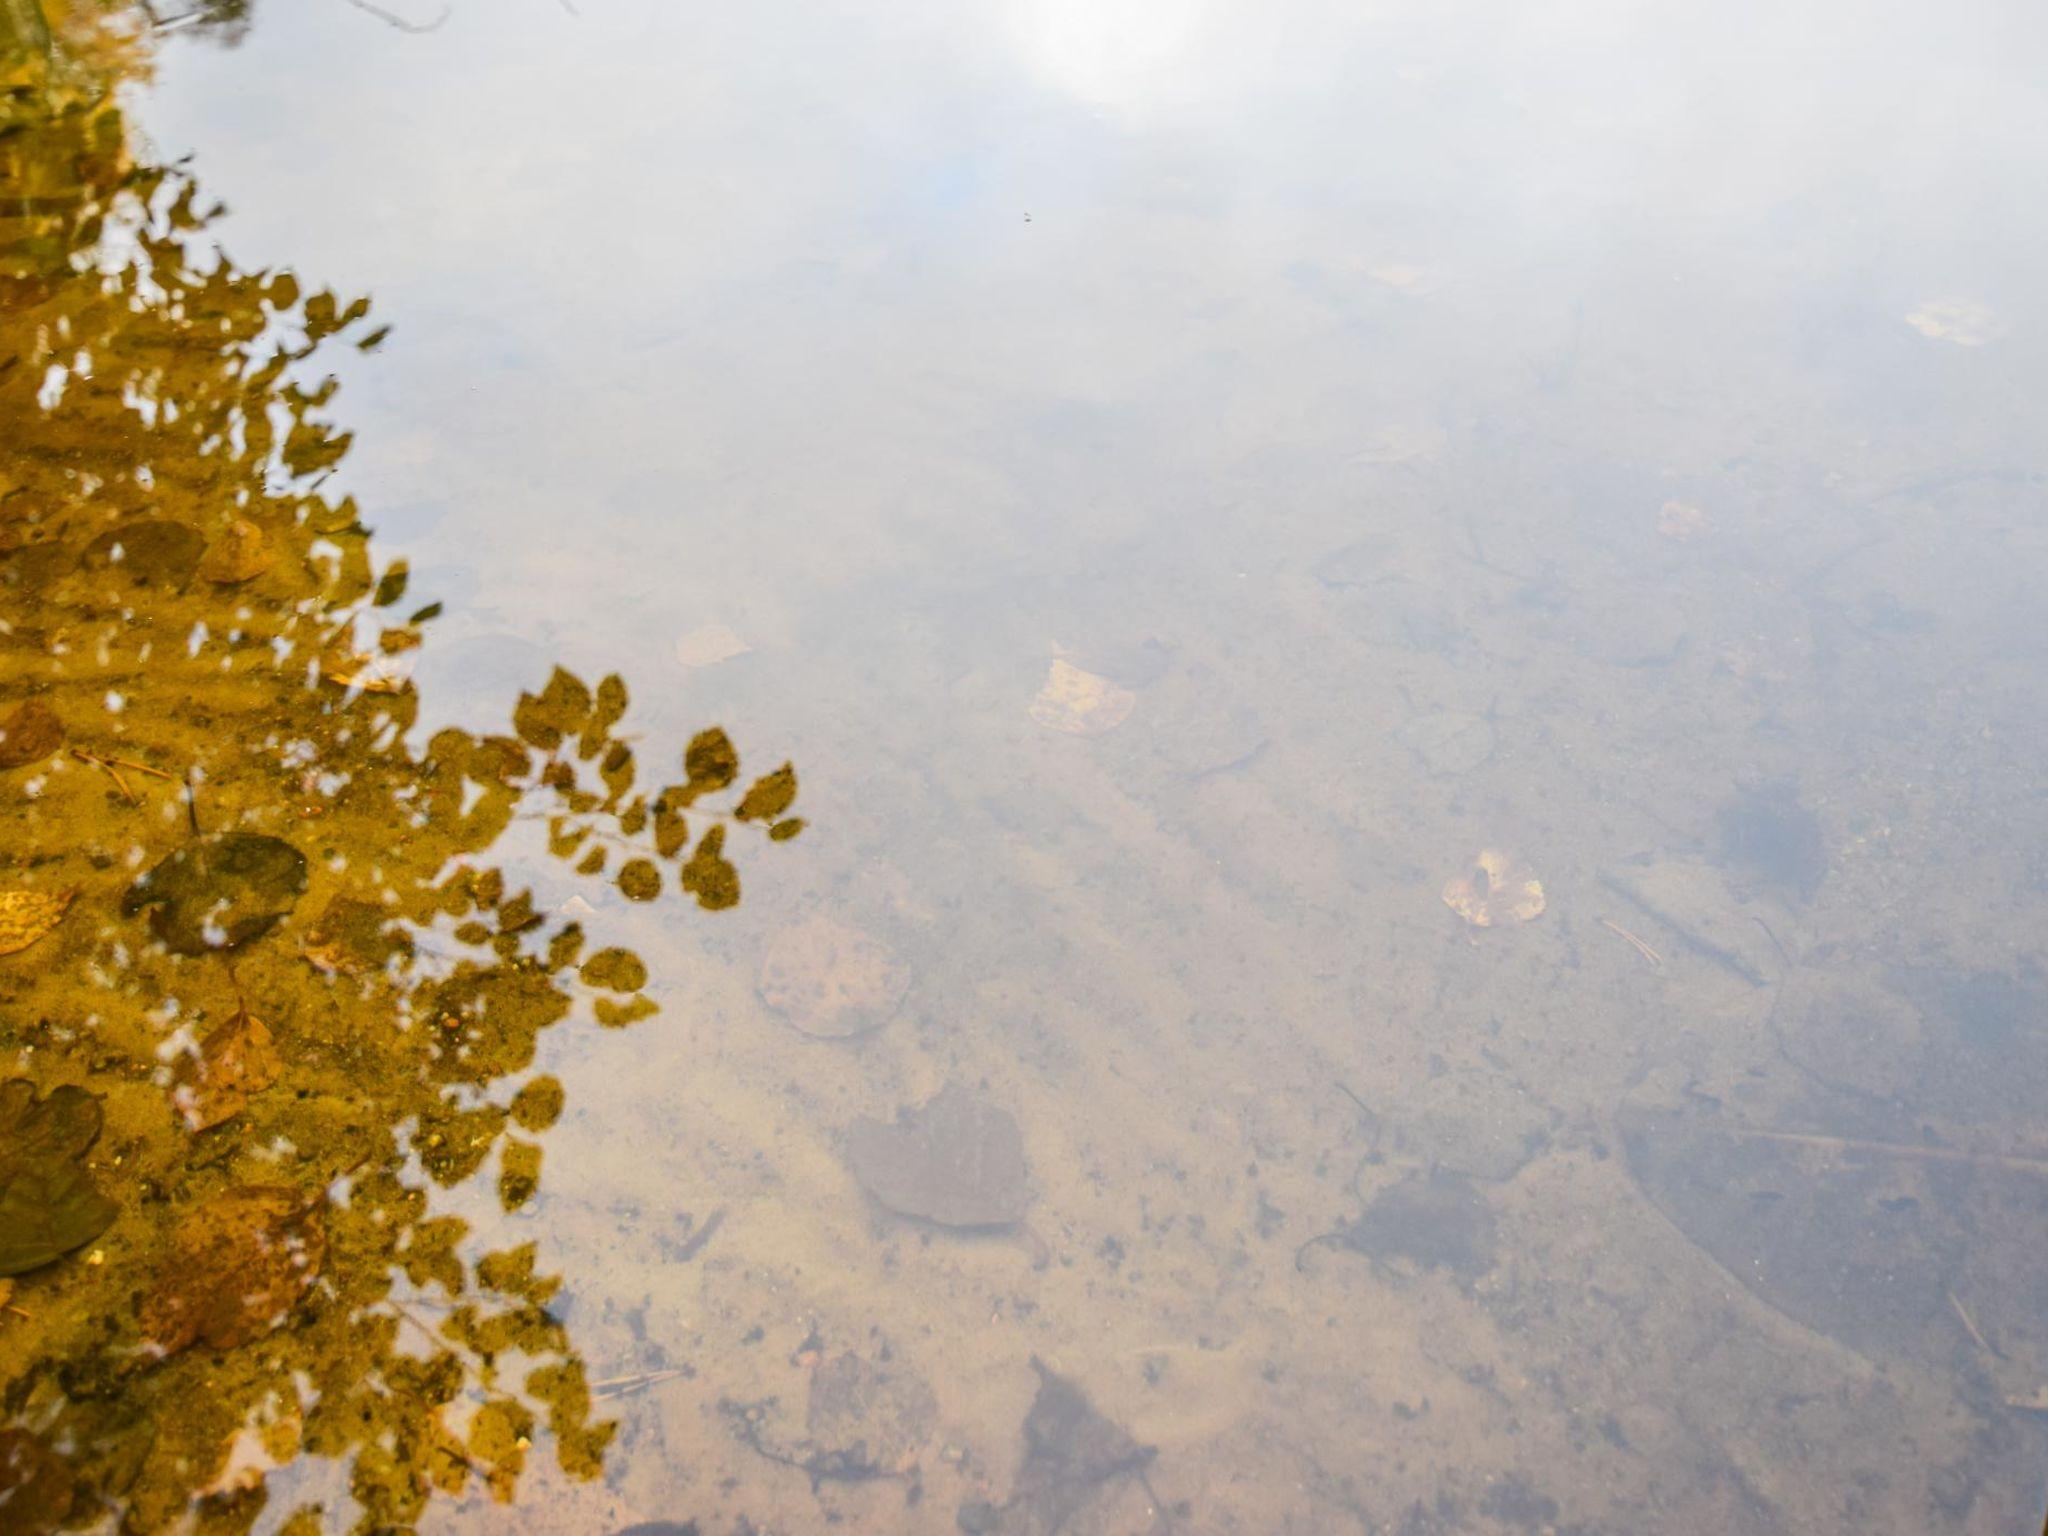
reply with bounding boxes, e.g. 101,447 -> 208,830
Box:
0,6 -> 798,1530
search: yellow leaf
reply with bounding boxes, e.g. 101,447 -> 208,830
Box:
1442,851 -> 1545,928
1028,659 -> 1135,737
321,652 -> 408,695
0,889 -> 74,957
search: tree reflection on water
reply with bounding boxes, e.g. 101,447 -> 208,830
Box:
0,7 -> 799,1530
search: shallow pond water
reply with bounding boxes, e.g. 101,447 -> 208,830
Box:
4,1 -> 2048,1532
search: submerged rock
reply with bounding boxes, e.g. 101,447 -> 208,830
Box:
805,1352 -> 938,1475
989,1358 -> 1155,1536
1307,1168 -> 1498,1279
759,915 -> 909,1040
1716,780 -> 1825,900
847,1082 -> 1029,1229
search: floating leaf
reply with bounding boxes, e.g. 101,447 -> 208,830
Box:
0,697 -> 63,769
735,764 -> 797,824
0,1079 -> 119,1277
142,1187 -> 327,1355
759,915 -> 907,1039
681,727 -> 739,800
846,1082 -> 1030,1228
0,888 -> 74,957
198,519 -> 275,583
1028,659 -> 1134,736
1441,850 -> 1545,927
674,622 -> 752,669
123,832 -> 307,955
769,817 -> 805,842
170,1007 -> 283,1131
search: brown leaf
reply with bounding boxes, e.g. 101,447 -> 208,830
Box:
198,518 -> 276,583
0,698 -> 63,769
142,1187 -> 327,1355
170,1008 -> 283,1131
0,889 -> 74,958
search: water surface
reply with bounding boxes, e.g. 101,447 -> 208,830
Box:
4,1 -> 2048,1531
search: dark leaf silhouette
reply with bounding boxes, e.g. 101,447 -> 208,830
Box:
0,1079 -> 118,1277
123,832 -> 308,955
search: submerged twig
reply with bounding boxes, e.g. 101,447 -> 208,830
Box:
1948,1289 -> 2003,1360
336,0 -> 450,31
1596,872 -> 1766,987
71,749 -> 138,804
1599,917 -> 1663,968
590,1366 -> 689,1401
107,753 -> 176,781
673,1207 -> 725,1264
1728,1128 -> 2048,1176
